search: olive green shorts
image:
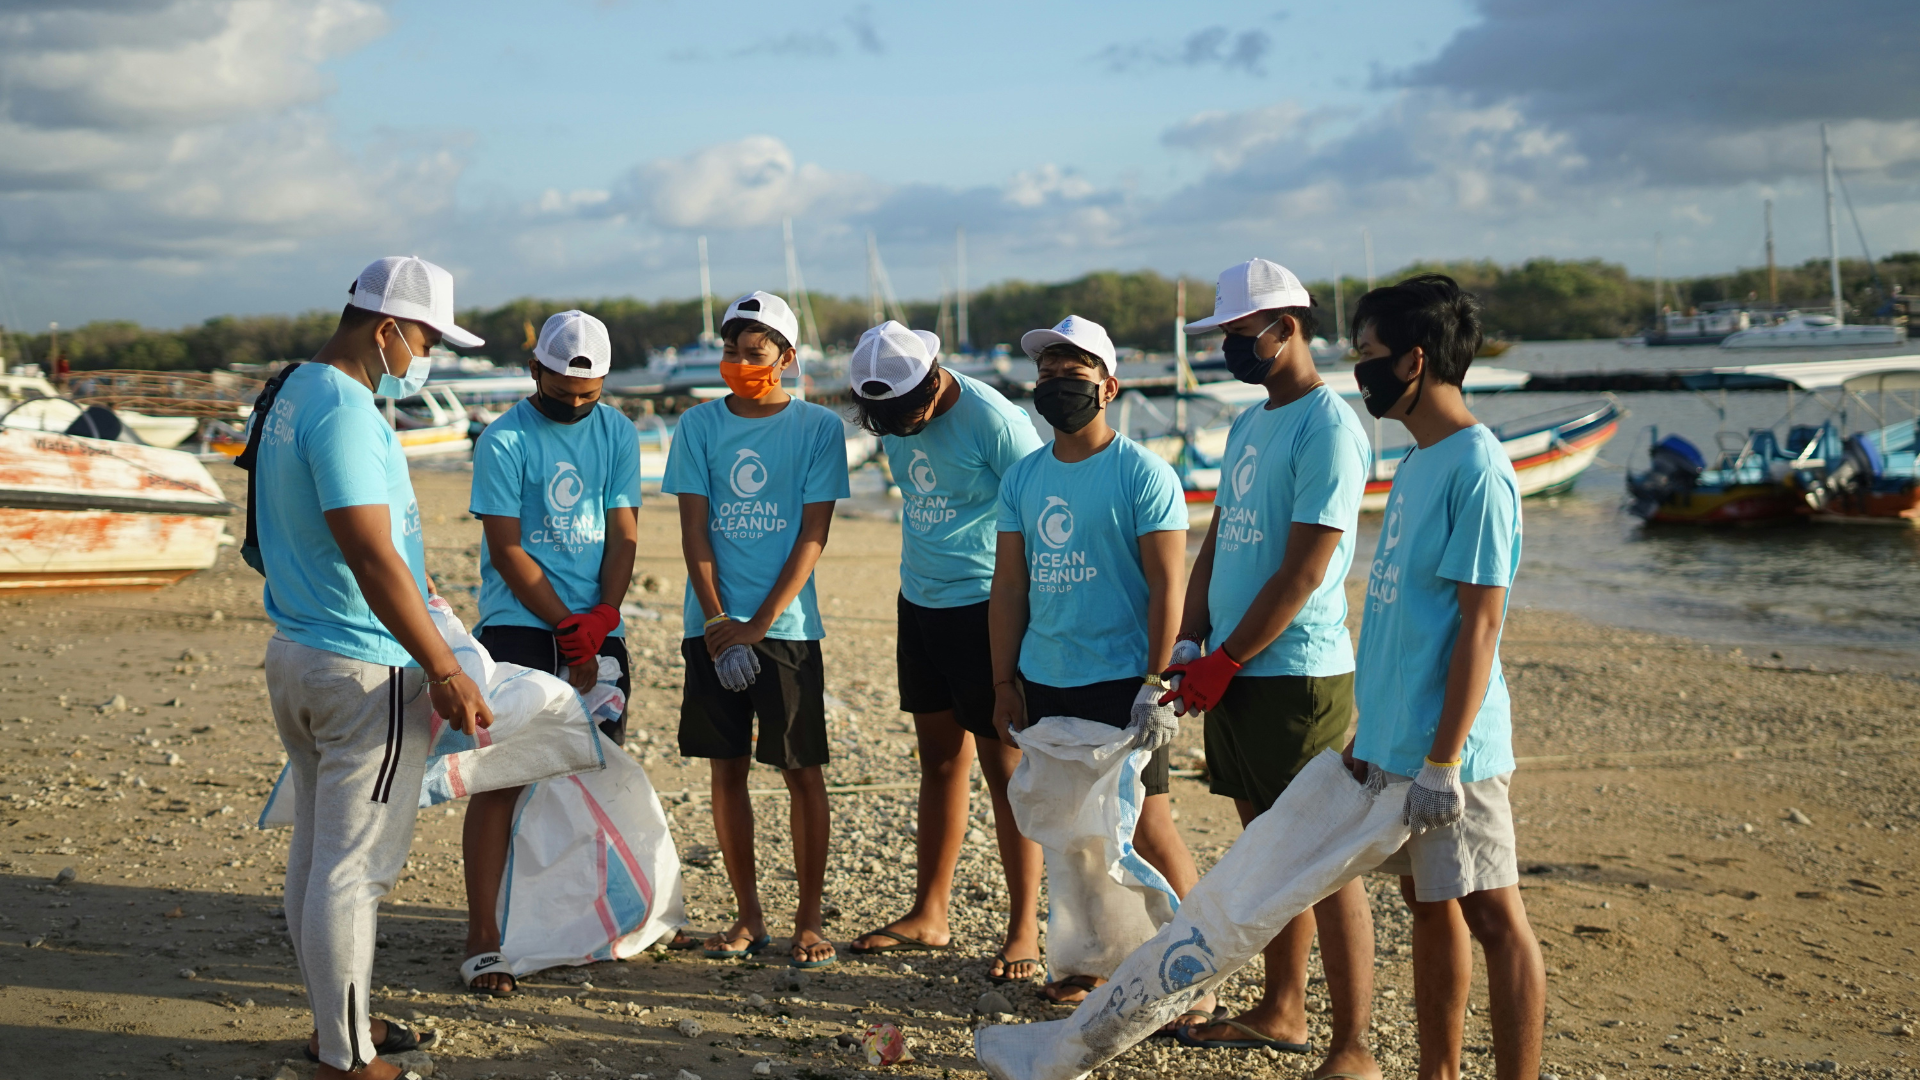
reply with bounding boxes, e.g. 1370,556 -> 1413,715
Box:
1203,671 -> 1355,814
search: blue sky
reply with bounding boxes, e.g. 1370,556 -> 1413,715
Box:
1,0 -> 1914,331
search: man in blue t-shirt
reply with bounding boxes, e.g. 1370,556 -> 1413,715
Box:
1347,274 -> 1544,1078
988,315 -> 1205,1010
662,290 -> 850,969
457,309 -> 643,996
254,256 -> 492,1080
1160,259 -> 1380,1070
840,322 -> 1047,982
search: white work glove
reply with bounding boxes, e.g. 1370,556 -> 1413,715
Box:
1163,638 -> 1205,717
1364,760 -> 1389,797
1403,758 -> 1464,834
713,643 -> 761,693
1127,682 -> 1179,752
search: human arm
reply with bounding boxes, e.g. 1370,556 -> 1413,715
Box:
1428,582 -> 1506,764
675,494 -> 727,653
325,504 -> 492,734
1137,529 -> 1187,674
480,515 -> 573,625
1219,522 -> 1344,662
705,502 -> 836,655
1175,511 -> 1219,645
987,530 -> 1029,741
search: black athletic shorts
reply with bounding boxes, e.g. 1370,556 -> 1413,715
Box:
476,624 -> 631,744
1020,675 -> 1171,796
677,636 -> 829,771
896,594 -> 998,740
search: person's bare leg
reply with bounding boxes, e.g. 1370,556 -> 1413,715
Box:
707,755 -> 766,951
784,764 -> 834,964
459,784 -> 522,993
1457,886 -> 1544,1080
1184,798 -> 1314,1045
1403,876 -> 1471,1080
1311,878 -> 1380,1079
976,734 -> 1041,981
315,1060 -> 404,1080
851,710 -> 970,952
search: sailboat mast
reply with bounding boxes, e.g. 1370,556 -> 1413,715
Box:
866,232 -> 884,327
1363,229 -> 1375,291
1765,199 -> 1778,304
1823,123 -> 1844,324
1653,233 -> 1664,317
698,235 -> 715,345
956,228 -> 969,354
1333,268 -> 1345,346
781,218 -> 808,402
1173,278 -> 1190,390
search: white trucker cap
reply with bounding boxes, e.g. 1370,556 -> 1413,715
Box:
533,309 -> 613,379
1020,314 -> 1118,378
722,291 -> 801,349
850,321 -> 940,399
347,256 -> 484,349
1184,258 -> 1312,332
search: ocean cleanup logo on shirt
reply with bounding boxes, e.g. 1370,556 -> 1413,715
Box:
902,449 -> 956,534
1217,445 -> 1264,553
1030,495 -> 1092,593
1367,492 -> 1404,607
1230,445 -> 1258,500
714,448 -> 786,540
532,461 -> 604,554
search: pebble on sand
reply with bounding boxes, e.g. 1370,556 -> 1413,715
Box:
752,1062 -> 773,1076
178,968 -> 196,979
975,990 -> 1013,1015
97,694 -> 128,714
1787,808 -> 1815,826
676,1070 -> 703,1080
675,1017 -> 704,1038
53,867 -> 75,885
387,1049 -> 434,1076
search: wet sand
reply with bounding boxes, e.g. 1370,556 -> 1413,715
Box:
0,462 -> 1914,1080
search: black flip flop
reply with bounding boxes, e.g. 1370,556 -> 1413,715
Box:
1041,973 -> 1103,1005
848,928 -> 951,956
1172,1016 -> 1313,1053
1149,1003 -> 1226,1040
302,1017 -> 433,1063
986,953 -> 1041,984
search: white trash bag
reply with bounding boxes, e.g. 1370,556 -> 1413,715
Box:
1006,716 -> 1178,985
257,597 -> 605,826
495,729 -> 686,974
976,751 -> 1412,1080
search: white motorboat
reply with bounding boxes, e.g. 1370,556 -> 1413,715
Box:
1720,312 -> 1903,349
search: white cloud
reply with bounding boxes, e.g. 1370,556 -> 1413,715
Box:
620,135 -> 879,230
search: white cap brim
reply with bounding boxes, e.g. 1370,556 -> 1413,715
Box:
1182,308 -> 1248,333
1020,328 -> 1116,377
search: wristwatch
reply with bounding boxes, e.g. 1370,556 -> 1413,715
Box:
1141,672 -> 1171,689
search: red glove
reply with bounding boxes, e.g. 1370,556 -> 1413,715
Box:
1158,646 -> 1242,715
555,603 -> 621,665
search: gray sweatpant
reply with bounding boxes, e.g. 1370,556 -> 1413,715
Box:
267,633 -> 430,1071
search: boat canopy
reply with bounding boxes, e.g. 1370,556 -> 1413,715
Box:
1193,365 -> 1529,407
1684,355 -> 1920,391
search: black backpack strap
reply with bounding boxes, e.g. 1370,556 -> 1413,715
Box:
236,362 -> 303,574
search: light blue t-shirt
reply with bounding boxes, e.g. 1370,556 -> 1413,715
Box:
1354,424 -> 1522,782
885,371 -> 1043,609
662,398 -> 851,640
470,399 -> 642,635
995,434 -> 1190,687
1208,385 -> 1371,677
254,364 -> 428,667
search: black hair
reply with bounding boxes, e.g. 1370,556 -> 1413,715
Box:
1349,274 -> 1482,385
1034,341 -> 1104,373
1268,296 -> 1319,341
852,363 -> 942,437
721,317 -> 793,355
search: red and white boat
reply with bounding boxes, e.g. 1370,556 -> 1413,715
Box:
0,400 -> 233,591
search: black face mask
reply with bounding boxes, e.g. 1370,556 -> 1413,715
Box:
1033,377 -> 1104,434
1222,319 -> 1281,384
531,385 -> 596,424
1352,351 -> 1422,419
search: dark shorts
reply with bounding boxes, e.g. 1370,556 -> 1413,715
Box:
477,624 -> 631,744
678,636 -> 829,771
1021,675 -> 1170,797
1204,670 -> 1355,814
896,594 -> 998,741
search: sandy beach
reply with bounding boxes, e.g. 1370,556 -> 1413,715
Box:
1,461 -> 1915,1080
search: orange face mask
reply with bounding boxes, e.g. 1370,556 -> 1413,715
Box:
720,361 -> 783,400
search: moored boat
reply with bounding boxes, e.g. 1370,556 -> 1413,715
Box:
1626,428 -> 1809,525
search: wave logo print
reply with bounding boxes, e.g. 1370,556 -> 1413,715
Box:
728,448 -> 769,498
1156,926 -> 1217,994
1382,492 -> 1403,552
1230,444 -> 1258,501
1037,495 -> 1074,549
546,460 -> 585,515
907,449 -> 938,494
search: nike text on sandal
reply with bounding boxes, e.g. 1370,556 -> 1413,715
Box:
704,934 -> 772,960
1172,1017 -> 1313,1053
848,928 -> 950,956
301,1017 -> 433,1062
460,952 -> 518,997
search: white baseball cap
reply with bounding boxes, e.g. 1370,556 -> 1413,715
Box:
1183,258 -> 1312,333
533,309 -> 613,379
347,256 -> 484,349
849,321 -> 940,399
722,291 -> 801,349
1020,314 -> 1118,378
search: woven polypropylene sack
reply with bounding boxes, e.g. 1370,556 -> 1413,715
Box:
975,751 -> 1412,1080
1006,717 -> 1178,985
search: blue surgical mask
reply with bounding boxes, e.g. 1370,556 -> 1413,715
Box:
376,332 -> 432,398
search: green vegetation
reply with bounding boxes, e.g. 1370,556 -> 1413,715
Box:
7,255 -> 1915,373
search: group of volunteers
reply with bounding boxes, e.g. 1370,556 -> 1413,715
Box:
250,253 -> 1544,1080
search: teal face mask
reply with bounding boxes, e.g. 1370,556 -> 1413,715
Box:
376,332 -> 431,398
